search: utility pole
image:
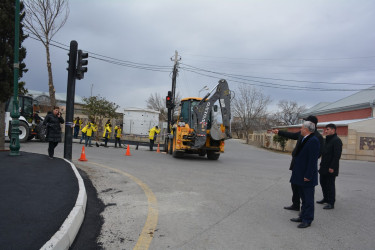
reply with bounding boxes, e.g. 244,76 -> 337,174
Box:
167,50 -> 181,133
90,83 -> 94,97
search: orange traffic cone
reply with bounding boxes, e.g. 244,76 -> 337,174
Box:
78,146 -> 88,161
125,144 -> 131,156
156,144 -> 160,153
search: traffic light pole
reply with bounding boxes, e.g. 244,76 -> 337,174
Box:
64,40 -> 78,161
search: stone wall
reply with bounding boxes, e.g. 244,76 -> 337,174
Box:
248,130 -> 374,162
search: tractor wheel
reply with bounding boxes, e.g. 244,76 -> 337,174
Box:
198,150 -> 206,157
172,135 -> 183,158
207,151 -> 220,160
14,122 -> 30,143
37,124 -> 47,142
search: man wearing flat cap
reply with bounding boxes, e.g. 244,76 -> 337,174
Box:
272,115 -> 324,212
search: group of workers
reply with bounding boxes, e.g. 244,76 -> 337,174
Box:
73,117 -> 123,148
73,117 -> 161,150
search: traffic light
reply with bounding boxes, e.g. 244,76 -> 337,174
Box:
166,91 -> 173,109
76,50 -> 88,80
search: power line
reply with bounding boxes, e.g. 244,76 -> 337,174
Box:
181,67 -> 371,92
181,63 -> 374,86
27,35 -> 374,92
28,35 -> 172,72
183,53 -> 375,61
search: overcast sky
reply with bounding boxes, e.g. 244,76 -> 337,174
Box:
22,0 -> 375,112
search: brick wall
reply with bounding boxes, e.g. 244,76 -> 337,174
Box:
317,108 -> 372,122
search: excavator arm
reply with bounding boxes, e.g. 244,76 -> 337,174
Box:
192,79 -> 232,148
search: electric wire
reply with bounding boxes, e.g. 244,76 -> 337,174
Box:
27,35 -> 374,92
181,63 -> 374,86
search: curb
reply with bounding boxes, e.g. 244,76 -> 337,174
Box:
40,159 -> 87,250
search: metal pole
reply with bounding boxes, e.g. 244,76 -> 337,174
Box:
63,40 -> 78,161
10,0 -> 21,156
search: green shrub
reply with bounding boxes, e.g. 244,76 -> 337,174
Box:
273,134 -> 289,151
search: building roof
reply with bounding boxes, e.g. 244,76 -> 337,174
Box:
301,86 -> 375,116
275,117 -> 374,129
27,90 -> 85,104
123,107 -> 160,114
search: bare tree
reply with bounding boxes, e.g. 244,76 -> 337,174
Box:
146,92 -> 181,121
232,84 -> 271,143
275,100 -> 306,125
23,0 -> 69,106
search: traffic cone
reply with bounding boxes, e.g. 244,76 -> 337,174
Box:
78,146 -> 88,161
156,144 -> 160,153
125,144 -> 131,156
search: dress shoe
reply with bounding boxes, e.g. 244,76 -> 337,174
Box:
284,205 -> 300,211
290,217 -> 302,223
316,199 -> 327,204
297,222 -> 311,228
323,204 -> 334,209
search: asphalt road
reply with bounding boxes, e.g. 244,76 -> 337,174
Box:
18,139 -> 375,250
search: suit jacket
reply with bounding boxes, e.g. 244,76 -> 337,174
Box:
290,134 -> 320,187
278,130 -> 323,170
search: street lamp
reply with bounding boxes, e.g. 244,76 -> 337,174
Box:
198,85 -> 209,97
10,0 -> 21,156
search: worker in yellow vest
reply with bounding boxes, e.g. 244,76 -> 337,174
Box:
114,124 -> 123,148
80,122 -> 87,144
85,121 -> 97,147
73,117 -> 83,139
149,126 -> 160,151
102,123 -> 112,147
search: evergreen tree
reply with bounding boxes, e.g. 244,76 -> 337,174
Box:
0,0 -> 28,149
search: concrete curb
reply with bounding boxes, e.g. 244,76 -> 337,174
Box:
40,159 -> 87,250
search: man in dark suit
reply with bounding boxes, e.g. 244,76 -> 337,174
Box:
317,123 -> 342,210
290,121 -> 320,228
272,115 -> 323,211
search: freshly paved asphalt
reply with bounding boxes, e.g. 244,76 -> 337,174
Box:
0,151 -> 78,249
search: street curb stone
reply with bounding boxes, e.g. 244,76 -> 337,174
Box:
40,159 -> 87,250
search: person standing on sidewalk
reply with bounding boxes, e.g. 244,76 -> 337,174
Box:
43,106 -> 64,159
290,121 -> 320,228
114,124 -> 123,148
317,123 -> 342,210
272,115 -> 323,212
149,126 -> 160,151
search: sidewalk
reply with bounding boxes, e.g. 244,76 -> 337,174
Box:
0,150 -> 86,249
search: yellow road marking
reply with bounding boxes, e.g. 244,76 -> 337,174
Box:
87,161 -> 158,250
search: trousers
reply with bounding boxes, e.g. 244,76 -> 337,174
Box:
320,174 -> 336,206
298,185 -> 315,224
149,139 -> 155,150
48,141 -> 58,157
291,183 -> 301,207
115,137 -> 122,147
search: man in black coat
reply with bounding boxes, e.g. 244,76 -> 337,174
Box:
317,123 -> 342,209
272,115 -> 324,211
43,106 -> 64,159
290,121 -> 320,228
